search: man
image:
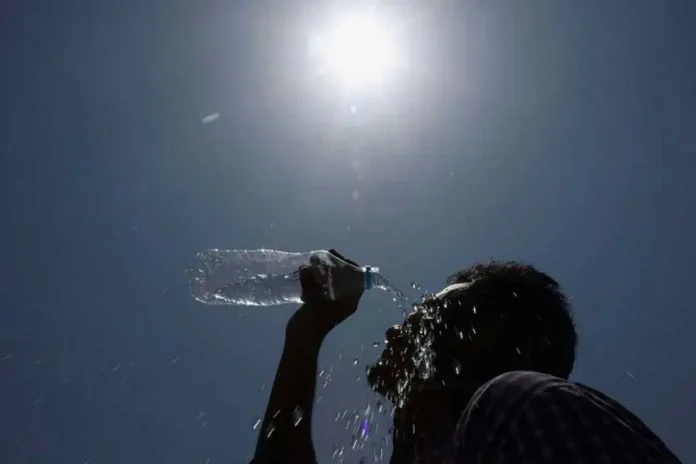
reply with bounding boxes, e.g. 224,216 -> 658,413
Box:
252,250 -> 680,463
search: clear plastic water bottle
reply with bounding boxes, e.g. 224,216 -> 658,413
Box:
187,249 -> 380,306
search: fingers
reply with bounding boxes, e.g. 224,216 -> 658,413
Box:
328,249 -> 360,268
328,249 -> 345,260
299,266 -> 322,302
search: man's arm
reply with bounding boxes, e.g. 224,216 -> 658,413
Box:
252,303 -> 325,463
252,250 -> 364,463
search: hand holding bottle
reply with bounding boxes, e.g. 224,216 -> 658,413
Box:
287,249 -> 365,340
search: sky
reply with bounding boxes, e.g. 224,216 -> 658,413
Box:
1,0 -> 695,462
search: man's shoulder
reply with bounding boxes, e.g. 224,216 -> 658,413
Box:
453,372 -> 562,456
466,370 -> 639,424
465,370 -> 569,417
454,371 -> 681,463
476,370 -> 568,397
460,370 -> 625,438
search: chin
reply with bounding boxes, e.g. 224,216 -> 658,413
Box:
366,361 -> 392,395
367,353 -> 414,404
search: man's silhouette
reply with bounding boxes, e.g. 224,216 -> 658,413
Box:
252,250 -> 680,463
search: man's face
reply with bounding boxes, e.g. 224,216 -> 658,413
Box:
366,282 -> 479,403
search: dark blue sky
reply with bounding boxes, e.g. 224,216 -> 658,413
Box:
1,0 -> 695,462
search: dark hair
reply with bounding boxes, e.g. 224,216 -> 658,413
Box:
447,261 -> 577,379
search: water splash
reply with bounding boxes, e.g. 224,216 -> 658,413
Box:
372,273 -> 412,314
332,445 -> 345,463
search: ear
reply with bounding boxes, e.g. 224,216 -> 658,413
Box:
465,314 -> 536,372
467,313 -> 507,355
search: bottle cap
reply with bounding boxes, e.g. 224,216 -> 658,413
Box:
363,266 -> 377,290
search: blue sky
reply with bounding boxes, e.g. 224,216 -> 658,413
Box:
1,0 -> 695,462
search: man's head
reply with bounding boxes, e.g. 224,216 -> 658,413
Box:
367,261 -> 577,404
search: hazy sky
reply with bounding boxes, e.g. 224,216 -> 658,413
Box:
1,0 -> 695,462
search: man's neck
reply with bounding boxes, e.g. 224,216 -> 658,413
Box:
391,384 -> 478,464
389,379 -> 482,463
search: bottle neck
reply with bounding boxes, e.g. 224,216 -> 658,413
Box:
363,266 -> 375,290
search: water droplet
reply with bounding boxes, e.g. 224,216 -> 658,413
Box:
253,418 -> 261,430
472,305 -> 477,314
453,360 -> 461,375
410,281 -> 422,290
471,327 -> 477,335
512,292 -> 518,298
332,446 -> 345,459
266,423 -> 276,438
353,357 -> 360,366
515,347 -> 522,355
372,341 -> 380,348
334,412 -> 341,422
292,406 -> 304,426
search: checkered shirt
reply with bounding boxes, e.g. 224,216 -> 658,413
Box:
450,370 -> 681,463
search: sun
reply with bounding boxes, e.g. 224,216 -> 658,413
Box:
309,11 -> 397,91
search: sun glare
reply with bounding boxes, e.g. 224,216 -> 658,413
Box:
310,11 -> 397,91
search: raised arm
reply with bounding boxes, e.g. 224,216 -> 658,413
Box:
252,251 -> 364,464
